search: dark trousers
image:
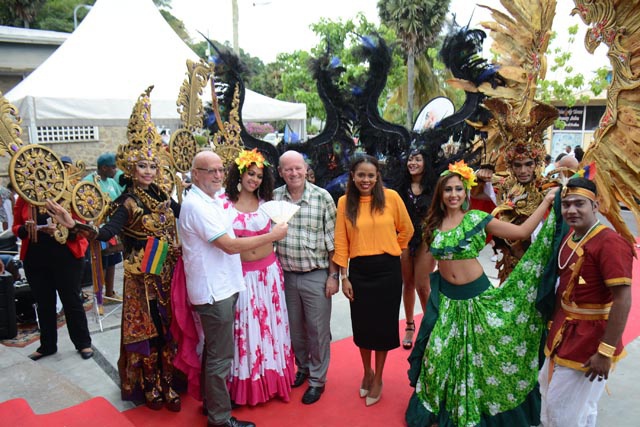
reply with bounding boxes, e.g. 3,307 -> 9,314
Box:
24,241 -> 91,354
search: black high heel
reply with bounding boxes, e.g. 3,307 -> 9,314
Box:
402,320 -> 415,349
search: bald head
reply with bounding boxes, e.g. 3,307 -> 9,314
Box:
278,150 -> 307,192
558,154 -> 579,175
279,150 -> 305,165
192,150 -> 221,169
191,150 -> 225,197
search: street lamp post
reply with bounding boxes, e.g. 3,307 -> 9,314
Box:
232,0 -> 239,54
232,1 -> 272,55
73,4 -> 93,30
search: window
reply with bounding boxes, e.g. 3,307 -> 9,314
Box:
36,126 -> 99,143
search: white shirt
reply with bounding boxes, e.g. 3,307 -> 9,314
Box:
179,185 -> 245,305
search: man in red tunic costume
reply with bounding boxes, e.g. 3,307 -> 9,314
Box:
539,177 -> 634,427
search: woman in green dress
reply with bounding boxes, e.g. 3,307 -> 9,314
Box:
406,161 -> 558,427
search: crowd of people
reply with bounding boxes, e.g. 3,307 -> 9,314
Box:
19,134 -> 633,427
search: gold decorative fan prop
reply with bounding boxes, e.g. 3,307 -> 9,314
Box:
0,93 -> 108,243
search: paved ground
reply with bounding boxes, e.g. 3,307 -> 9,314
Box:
1,211 -> 638,425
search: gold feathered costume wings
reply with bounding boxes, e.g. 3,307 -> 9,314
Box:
478,0 -> 640,246
571,0 -> 640,247
470,0 -> 559,165
478,0 -> 557,114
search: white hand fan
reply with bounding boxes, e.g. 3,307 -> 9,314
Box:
260,200 -> 300,224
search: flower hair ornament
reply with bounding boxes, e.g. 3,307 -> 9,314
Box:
235,148 -> 270,174
440,160 -> 478,191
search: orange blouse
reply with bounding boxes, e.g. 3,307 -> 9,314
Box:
333,188 -> 414,267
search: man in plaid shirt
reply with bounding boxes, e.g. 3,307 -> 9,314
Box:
274,150 -> 338,405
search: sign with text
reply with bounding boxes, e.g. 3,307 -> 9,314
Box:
555,106 -> 585,130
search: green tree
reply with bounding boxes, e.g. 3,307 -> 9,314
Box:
378,0 -> 451,128
537,25 -> 610,129
32,0 -> 95,32
273,14 -> 404,123
249,62 -> 283,99
384,44 -> 463,125
3,0 -> 190,48
1,0 -> 47,28
190,39 -> 266,92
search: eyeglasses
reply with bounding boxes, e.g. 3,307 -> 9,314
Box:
195,167 -> 225,174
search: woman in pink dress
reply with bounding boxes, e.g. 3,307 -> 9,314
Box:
222,149 -> 295,405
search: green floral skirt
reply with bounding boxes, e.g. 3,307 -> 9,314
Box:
406,211 -> 556,427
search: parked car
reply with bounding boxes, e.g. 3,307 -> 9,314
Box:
263,132 -> 281,146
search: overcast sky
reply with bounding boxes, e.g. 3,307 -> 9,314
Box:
171,0 -> 609,78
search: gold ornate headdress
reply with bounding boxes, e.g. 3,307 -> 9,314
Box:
168,59 -> 208,174
210,83 -> 244,166
477,0 -> 559,169
116,86 -> 166,181
168,58 -> 244,174
483,98 -> 558,165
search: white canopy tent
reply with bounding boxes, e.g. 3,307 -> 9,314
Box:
6,0 -> 306,141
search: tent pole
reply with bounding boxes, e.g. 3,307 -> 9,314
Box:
28,96 -> 38,144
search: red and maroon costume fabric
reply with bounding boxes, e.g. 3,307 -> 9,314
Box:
545,225 -> 633,369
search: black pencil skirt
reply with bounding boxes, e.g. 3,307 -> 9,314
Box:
348,253 -> 402,351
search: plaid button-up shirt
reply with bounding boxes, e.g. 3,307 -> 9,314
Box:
273,182 -> 336,272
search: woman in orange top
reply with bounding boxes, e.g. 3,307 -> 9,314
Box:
334,155 -> 413,407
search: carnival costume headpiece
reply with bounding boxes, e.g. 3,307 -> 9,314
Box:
562,177 -> 598,203
440,160 -> 478,191
483,98 -> 558,165
561,165 -> 598,202
116,86 -> 165,180
235,148 -> 270,174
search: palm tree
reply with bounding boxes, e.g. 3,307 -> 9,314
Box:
378,0 -> 451,128
4,0 -> 45,28
384,49 -> 463,125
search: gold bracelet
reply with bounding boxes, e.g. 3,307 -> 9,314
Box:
597,341 -> 616,358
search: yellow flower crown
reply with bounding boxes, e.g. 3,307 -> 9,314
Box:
235,148 -> 270,174
441,160 -> 478,190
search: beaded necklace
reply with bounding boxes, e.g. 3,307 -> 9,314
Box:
557,220 -> 600,270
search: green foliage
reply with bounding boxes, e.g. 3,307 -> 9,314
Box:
188,39 -> 267,93
271,14 -> 404,122
249,62 -> 282,99
377,0 -> 451,54
158,9 -> 190,43
384,44 -> 464,124
307,123 -> 319,134
538,25 -> 609,108
378,0 -> 451,127
1,0 -> 189,46
31,0 -> 94,32
1,0 -> 47,27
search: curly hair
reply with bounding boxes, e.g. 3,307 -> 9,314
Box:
224,162 -> 275,202
422,173 -> 468,246
344,155 -> 385,226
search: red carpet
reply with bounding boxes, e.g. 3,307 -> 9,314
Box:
124,246 -> 640,427
124,320 -> 419,427
621,241 -> 640,346
0,397 -> 134,427
6,247 -> 637,427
